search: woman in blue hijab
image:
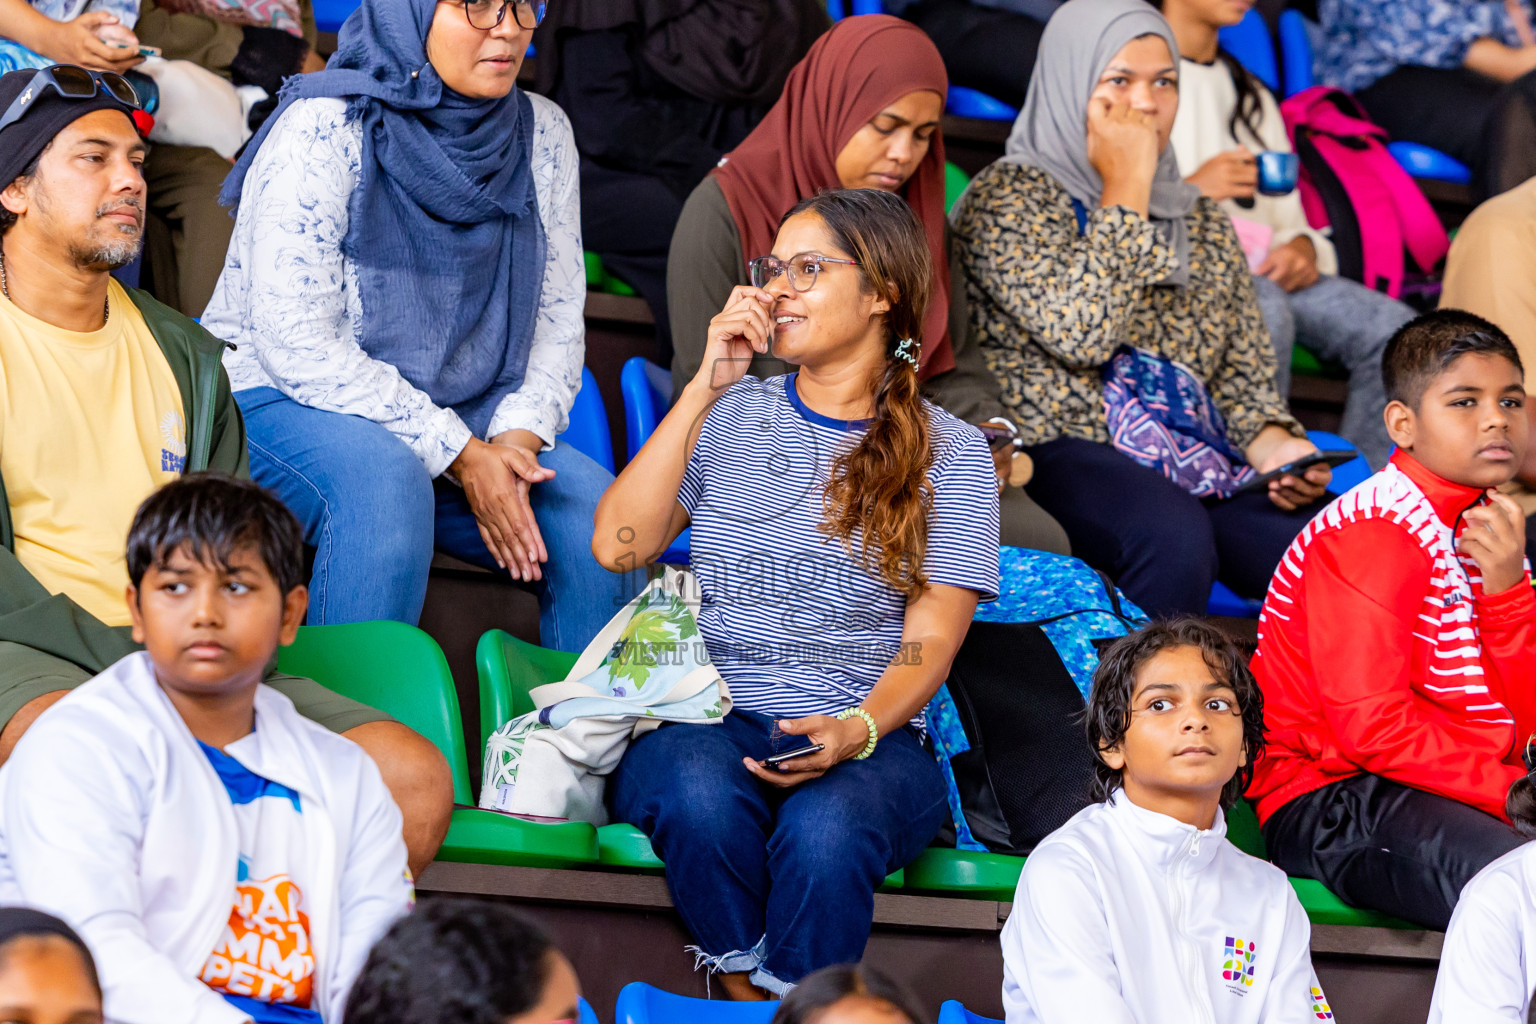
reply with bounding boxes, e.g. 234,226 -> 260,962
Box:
203,0 -> 623,649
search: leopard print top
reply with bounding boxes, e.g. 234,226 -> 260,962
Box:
951,161 -> 1300,451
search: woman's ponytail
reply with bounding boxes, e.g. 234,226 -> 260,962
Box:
783,190 -> 935,598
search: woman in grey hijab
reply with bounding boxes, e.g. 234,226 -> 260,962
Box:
951,0 -> 1332,619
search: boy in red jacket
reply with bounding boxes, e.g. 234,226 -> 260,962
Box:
1250,309 -> 1536,932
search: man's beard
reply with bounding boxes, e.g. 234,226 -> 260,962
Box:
68,200 -> 144,271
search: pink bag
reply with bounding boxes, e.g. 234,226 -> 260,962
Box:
155,0 -> 302,37
1280,86 -> 1449,300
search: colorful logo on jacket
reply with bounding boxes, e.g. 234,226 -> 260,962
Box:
199,863 -> 314,1007
1311,986 -> 1333,1020
160,410 -> 186,473
1221,937 -> 1257,988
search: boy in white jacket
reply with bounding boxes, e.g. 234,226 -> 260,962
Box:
1427,766 -> 1536,1023
1001,618 -> 1333,1024
0,472 -> 413,1024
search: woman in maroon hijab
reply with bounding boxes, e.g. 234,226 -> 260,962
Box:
667,14 -> 1069,554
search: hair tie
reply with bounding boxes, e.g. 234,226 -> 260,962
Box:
893,337 -> 920,369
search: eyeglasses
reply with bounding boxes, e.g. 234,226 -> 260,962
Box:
0,65 -> 141,136
458,0 -> 546,30
748,253 -> 861,294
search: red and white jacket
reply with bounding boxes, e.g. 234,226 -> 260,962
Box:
1248,451 -> 1536,825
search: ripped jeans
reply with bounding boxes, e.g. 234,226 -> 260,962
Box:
608,708 -> 948,993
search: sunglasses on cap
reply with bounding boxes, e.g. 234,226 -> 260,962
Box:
0,65 -> 142,136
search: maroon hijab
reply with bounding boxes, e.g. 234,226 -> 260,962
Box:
712,15 -> 954,378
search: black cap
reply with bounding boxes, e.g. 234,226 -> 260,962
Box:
0,68 -> 141,194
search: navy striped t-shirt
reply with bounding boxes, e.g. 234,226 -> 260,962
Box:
678,374 -> 1000,726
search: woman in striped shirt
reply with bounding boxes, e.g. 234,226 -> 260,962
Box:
594,188 -> 1000,998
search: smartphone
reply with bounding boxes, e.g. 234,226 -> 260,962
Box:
1232,450 -> 1357,496
976,423 -> 1022,452
762,743 -> 825,769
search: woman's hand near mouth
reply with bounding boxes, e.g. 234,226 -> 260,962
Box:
694,286 -> 773,392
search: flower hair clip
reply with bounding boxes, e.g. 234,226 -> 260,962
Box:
893,337 -> 920,369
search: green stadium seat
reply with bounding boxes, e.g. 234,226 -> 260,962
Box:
903,847 -> 1024,902
1291,345 -> 1347,380
474,631 -> 1418,921
944,161 -> 971,216
1228,800 -> 1414,929
1226,800 -> 1268,859
277,621 -> 598,869
599,822 -> 666,873
477,630 -> 902,886
583,250 -> 638,297
476,628 -> 580,764
1290,878 -> 1414,929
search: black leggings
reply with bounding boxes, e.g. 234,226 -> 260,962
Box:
1263,774 -> 1524,932
1356,65 -> 1536,200
1023,437 -> 1326,618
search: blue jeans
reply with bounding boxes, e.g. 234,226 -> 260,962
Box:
236,387 -> 627,651
1253,272 -> 1413,470
608,708 -> 948,993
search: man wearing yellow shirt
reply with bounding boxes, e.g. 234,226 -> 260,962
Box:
0,66 -> 451,874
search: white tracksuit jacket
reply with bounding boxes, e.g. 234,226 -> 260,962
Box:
1001,792 -> 1332,1024
0,652 -> 412,1024
1429,841 -> 1536,1023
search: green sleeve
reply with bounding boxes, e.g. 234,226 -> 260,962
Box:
208,364 -> 251,480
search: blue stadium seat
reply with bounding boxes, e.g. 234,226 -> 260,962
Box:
1386,142 -> 1474,185
1218,8 -> 1279,93
1275,10 -> 1473,185
824,0 -> 1018,121
615,982 -> 779,1024
1277,9 -> 1316,97
618,357 -> 690,564
1306,428 -> 1373,494
579,998 -> 599,1024
620,356 -> 671,462
559,366 -> 616,473
946,85 -> 1019,122
937,1002 -> 1002,1024
1207,581 -> 1263,619
312,0 -> 357,33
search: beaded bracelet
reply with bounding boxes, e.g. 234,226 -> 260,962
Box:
836,707 -> 879,760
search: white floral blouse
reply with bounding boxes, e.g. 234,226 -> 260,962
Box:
202,93 -> 586,477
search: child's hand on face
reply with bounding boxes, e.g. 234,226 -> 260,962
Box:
1460,492 -> 1528,595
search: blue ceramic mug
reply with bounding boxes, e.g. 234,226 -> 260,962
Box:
1256,151 -> 1300,197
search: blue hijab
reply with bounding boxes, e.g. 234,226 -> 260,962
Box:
222,0 -> 546,436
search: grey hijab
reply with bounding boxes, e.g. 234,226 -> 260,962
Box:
1003,0 -> 1199,287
